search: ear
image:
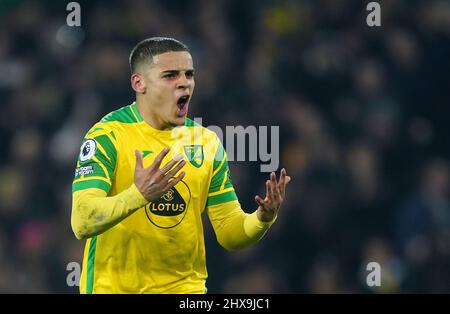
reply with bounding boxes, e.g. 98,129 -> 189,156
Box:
131,73 -> 146,94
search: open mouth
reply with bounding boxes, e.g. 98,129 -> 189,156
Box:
176,95 -> 190,116
177,95 -> 190,108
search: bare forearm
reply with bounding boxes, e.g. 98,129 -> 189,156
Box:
71,184 -> 147,240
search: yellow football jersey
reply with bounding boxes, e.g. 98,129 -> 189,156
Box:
72,102 -> 237,293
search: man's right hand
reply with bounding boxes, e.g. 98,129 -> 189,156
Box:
134,147 -> 186,202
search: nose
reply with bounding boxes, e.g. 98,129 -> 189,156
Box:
176,73 -> 191,89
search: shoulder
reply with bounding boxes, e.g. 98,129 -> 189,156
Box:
100,103 -> 141,125
85,103 -> 140,139
82,105 -> 134,150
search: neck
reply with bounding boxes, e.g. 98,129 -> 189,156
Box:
135,98 -> 174,131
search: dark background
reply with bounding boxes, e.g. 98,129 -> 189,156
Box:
0,0 -> 449,293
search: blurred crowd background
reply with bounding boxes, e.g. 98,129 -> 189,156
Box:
0,0 -> 449,293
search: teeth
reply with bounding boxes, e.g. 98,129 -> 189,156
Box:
177,95 -> 189,105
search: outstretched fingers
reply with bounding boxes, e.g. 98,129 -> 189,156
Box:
164,171 -> 186,191
164,160 -> 186,181
256,169 -> 291,221
160,153 -> 184,175
278,168 -> 291,198
255,195 -> 266,207
135,149 -> 143,170
150,147 -> 170,171
271,172 -> 282,202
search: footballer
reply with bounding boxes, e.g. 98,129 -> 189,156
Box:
71,37 -> 290,293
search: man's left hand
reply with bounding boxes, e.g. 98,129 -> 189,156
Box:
255,168 -> 291,222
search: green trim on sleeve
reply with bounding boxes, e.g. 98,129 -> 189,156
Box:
207,190 -> 238,206
88,155 -> 111,179
94,134 -> 117,166
209,140 -> 234,194
86,127 -> 104,135
76,131 -> 117,181
223,179 -> 233,190
209,165 -> 227,193
72,179 -> 111,193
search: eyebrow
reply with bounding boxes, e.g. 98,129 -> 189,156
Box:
160,69 -> 195,75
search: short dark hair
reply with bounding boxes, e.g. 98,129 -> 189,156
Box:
129,37 -> 189,73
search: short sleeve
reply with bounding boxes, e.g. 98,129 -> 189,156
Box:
206,140 -> 238,207
72,124 -> 117,194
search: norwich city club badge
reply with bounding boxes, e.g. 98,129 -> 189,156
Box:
183,145 -> 204,168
